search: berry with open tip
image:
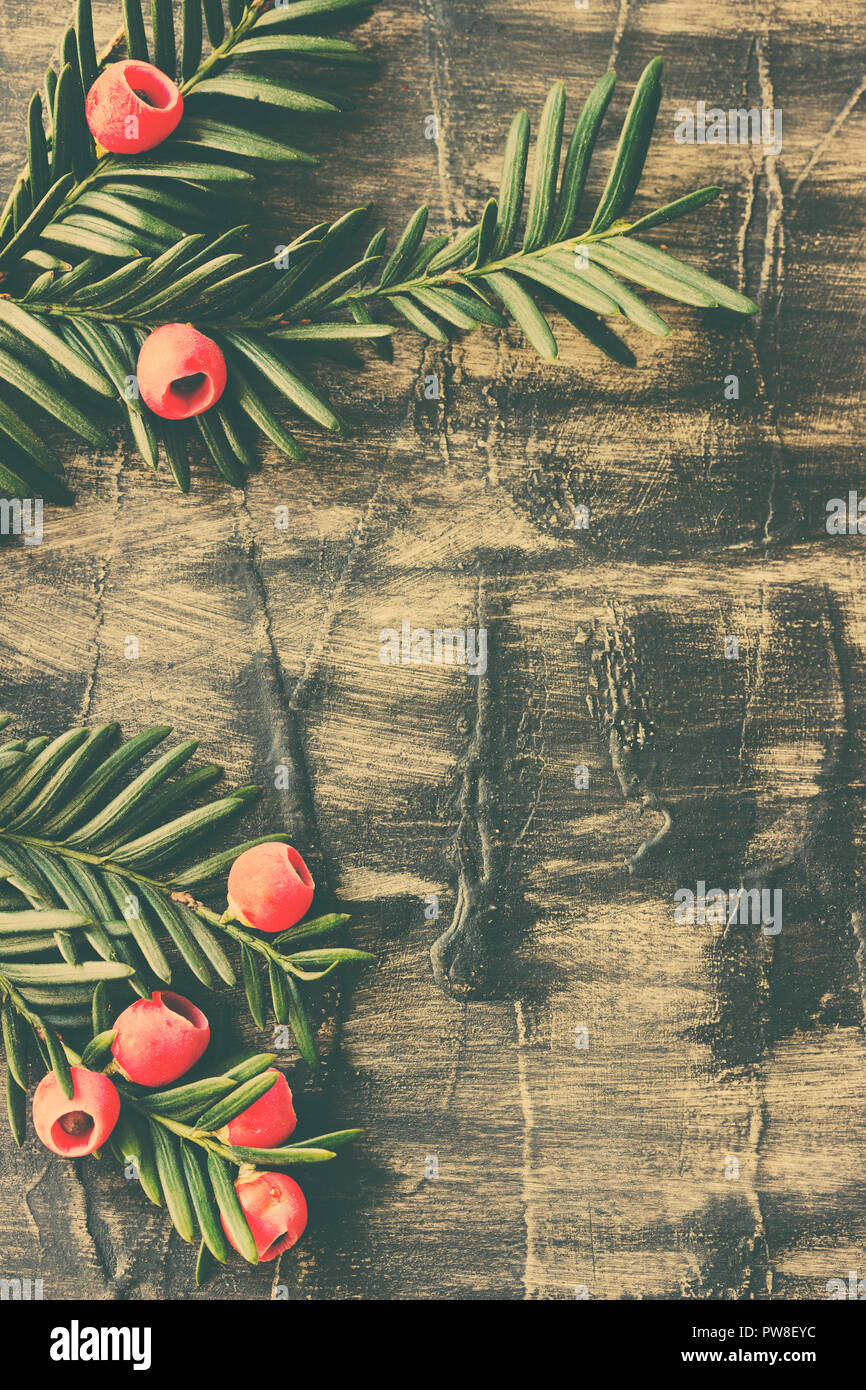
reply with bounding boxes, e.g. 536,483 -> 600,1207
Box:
136,324 -> 227,420
227,842 -> 315,934
85,60 -> 184,154
32,1066 -> 121,1158
222,1171 -> 308,1261
111,990 -> 210,1086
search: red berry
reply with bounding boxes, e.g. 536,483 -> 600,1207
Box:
136,324 -> 227,420
85,60 -> 183,155
227,842 -> 315,934
32,1067 -> 120,1158
222,1171 -> 307,1261
111,990 -> 210,1086
217,1069 -> 297,1148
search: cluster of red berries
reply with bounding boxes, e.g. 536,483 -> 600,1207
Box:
30,842 -> 317,1263
84,60 -> 226,423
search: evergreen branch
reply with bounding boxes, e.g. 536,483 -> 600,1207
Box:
0,714 -> 373,1135
0,0 -> 380,498
0,0 -> 374,253
337,62 -> 757,362
0,50 -> 757,500
46,1029 -> 360,1272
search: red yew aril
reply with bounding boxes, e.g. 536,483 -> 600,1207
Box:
32,1067 -> 121,1157
136,324 -> 227,420
216,1069 -> 297,1149
227,842 -> 315,934
111,990 -> 210,1086
222,1171 -> 308,1261
85,60 -> 183,154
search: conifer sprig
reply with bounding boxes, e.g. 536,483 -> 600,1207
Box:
342,61 -> 757,364
56,1024 -> 360,1278
0,28 -> 757,500
0,0 -> 372,250
0,711 -> 373,1147
0,0 -> 378,498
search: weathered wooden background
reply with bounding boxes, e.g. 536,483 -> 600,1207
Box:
1,0 -> 865,1299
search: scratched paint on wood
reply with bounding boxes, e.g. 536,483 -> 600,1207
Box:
0,0 -> 865,1300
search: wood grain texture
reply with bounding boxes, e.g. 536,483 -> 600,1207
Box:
0,0 -> 865,1300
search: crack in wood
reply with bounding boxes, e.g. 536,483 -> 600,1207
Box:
288,468 -> 389,716
737,32 -> 806,545
78,444 -> 126,720
233,506 -> 323,870
77,1165 -> 123,1295
439,1002 -> 468,1113
682,1075 -> 772,1299
418,0 -> 468,232
607,0 -> 634,71
790,72 -> 866,203
429,570 -> 546,995
514,998 -> 540,1300
429,574 -> 495,994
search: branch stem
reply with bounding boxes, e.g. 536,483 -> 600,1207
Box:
0,829 -> 308,979
344,222 -> 630,309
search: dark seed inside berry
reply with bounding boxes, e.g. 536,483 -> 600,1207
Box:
171,373 -> 208,397
127,78 -> 173,110
58,1110 -> 94,1138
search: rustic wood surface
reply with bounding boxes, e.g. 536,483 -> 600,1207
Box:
1,0 -> 865,1300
